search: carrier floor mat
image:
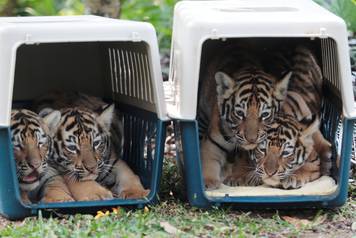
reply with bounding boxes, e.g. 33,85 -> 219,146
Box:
205,176 -> 337,197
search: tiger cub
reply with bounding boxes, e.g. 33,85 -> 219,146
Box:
248,114 -> 321,189
11,109 -> 74,203
198,49 -> 292,189
35,92 -> 149,201
223,45 -> 332,187
281,46 -> 332,175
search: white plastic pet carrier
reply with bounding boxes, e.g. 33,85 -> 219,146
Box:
0,15 -> 168,219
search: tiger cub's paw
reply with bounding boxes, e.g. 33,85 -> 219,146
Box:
118,188 -> 150,199
21,191 -> 32,204
204,176 -> 221,190
41,194 -> 75,203
75,185 -> 113,201
281,176 -> 304,189
223,175 -> 242,187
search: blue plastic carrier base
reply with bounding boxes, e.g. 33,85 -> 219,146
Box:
0,105 -> 167,220
174,89 -> 354,209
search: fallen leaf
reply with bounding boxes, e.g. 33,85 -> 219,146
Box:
282,216 -> 311,229
160,221 -> 181,235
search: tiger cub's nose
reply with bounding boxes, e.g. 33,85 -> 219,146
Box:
245,133 -> 258,143
265,169 -> 278,177
28,158 -> 41,169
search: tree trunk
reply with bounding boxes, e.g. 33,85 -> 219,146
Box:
84,0 -> 121,18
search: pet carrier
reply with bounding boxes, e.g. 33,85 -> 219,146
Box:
0,16 -> 168,219
166,0 -> 355,208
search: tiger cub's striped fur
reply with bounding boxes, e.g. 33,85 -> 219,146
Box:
222,46 -> 331,188
35,92 -> 149,201
11,109 -> 74,203
282,46 -> 332,175
249,115 -> 321,189
198,49 -> 292,189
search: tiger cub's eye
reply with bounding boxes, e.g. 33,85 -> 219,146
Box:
261,112 -> 270,120
281,150 -> 293,158
38,137 -> 48,148
93,140 -> 101,149
12,143 -> 22,150
235,110 -> 244,118
66,145 -> 77,153
259,140 -> 267,150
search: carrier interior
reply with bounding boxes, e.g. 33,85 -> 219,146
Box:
11,42 -> 158,203
196,37 -> 342,198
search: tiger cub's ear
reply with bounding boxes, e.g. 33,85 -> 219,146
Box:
299,118 -> 320,147
215,71 -> 235,97
97,104 -> 115,131
274,71 -> 292,101
40,109 -> 61,134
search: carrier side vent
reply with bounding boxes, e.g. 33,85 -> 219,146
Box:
108,47 -> 155,112
321,39 -> 341,92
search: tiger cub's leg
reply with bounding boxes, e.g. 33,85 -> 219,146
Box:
223,161 -> 245,187
64,177 -> 113,201
312,130 -> 332,175
110,159 -> 150,199
21,191 -> 31,204
281,150 -> 321,189
201,105 -> 232,190
201,137 -> 227,190
41,175 -> 75,203
223,150 -> 261,186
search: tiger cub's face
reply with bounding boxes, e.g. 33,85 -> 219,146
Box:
11,109 -> 61,192
250,116 -> 318,187
215,70 -> 292,150
51,105 -> 114,182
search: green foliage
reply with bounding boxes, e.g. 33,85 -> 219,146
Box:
314,0 -> 356,32
0,0 -> 84,16
0,0 -> 177,50
12,0 -> 84,16
0,0 -> 7,11
120,0 -> 178,51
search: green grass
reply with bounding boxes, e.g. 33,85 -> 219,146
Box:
0,157 -> 355,238
0,199 -> 355,238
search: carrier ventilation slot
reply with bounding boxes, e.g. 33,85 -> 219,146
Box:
321,39 -> 341,93
108,47 -> 155,112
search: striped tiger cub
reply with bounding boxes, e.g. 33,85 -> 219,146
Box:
35,92 -> 149,201
11,109 -> 74,203
281,45 -> 332,175
223,45 -> 332,188
249,114 -> 321,189
198,48 -> 292,189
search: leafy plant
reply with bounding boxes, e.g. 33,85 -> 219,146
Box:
120,0 -> 178,51
1,0 -> 177,51
11,0 -> 83,16
314,0 -> 356,32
